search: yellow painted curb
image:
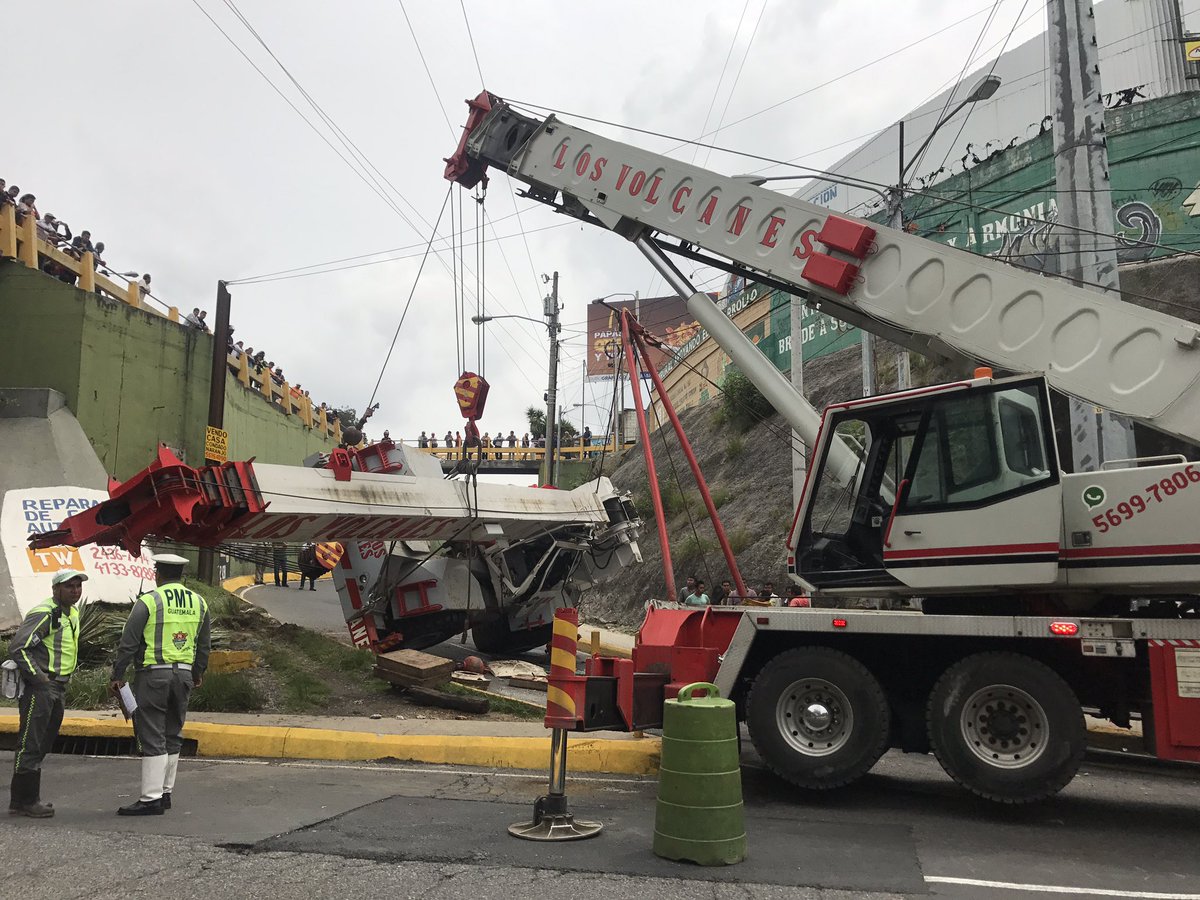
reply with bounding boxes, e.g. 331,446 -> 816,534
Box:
0,715 -> 660,775
221,575 -> 256,593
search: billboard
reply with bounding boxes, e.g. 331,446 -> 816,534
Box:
3,486 -> 153,617
586,294 -> 713,381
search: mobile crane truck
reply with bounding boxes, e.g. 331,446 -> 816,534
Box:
440,92 -> 1200,803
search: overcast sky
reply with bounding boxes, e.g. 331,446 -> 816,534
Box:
7,0 -> 1052,449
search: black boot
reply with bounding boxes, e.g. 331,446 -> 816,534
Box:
162,792 -> 171,810
117,798 -> 164,816
9,771 -> 53,818
8,772 -> 21,811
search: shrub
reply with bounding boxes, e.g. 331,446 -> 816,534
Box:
728,528 -> 753,555
722,367 -> 774,432
676,534 -> 716,563
710,487 -> 731,509
726,436 -> 745,459
75,601 -> 124,668
66,668 -> 114,709
190,672 -> 264,712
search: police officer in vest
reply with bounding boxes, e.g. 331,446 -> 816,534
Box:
7,569 -> 85,817
110,553 -> 211,816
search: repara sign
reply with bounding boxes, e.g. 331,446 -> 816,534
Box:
2,486 -> 154,618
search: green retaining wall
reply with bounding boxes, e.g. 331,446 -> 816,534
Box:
0,261 -> 335,479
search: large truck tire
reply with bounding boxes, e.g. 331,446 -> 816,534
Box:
471,617 -> 553,655
746,647 -> 890,790
926,652 -> 1085,804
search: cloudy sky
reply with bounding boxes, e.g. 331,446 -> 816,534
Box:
7,0 -> 1053,448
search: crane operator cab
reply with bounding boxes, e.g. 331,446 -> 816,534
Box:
791,374 -> 1063,594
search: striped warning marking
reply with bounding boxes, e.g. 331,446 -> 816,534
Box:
926,876 -> 1200,898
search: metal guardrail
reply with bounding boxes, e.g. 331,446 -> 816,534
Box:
412,442 -> 623,462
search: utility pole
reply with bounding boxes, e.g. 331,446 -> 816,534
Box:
891,119 -> 912,391
789,292 -> 807,510
544,271 -> 561,486
198,280 -> 231,583
1048,0 -> 1136,470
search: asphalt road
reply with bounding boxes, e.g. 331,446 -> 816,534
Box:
244,580 -> 348,640
3,748 -> 1199,899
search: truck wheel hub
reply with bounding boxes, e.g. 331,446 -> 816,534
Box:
960,684 -> 1047,769
777,678 -> 853,757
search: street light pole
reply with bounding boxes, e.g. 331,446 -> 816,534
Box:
545,271 -> 561,486
887,73 -> 1001,393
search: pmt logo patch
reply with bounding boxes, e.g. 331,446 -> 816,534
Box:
172,631 -> 188,650
1082,485 -> 1106,510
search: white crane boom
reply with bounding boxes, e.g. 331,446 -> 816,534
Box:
446,93 -> 1200,447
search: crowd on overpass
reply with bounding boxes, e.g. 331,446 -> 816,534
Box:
412,426 -> 615,459
2,177 -> 156,302
1,175 -> 339,437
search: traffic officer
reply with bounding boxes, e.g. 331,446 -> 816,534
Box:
110,553 -> 210,816
7,569 -> 85,818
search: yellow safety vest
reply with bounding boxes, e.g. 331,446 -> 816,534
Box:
139,583 -> 208,666
22,599 -> 79,677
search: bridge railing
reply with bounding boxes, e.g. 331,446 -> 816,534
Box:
1,203 -> 342,440
0,203 -> 175,318
226,352 -> 342,441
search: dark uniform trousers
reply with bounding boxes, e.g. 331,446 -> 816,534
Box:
133,666 -> 193,756
14,679 -> 67,774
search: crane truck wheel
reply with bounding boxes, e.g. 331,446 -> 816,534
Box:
471,617 -> 554,655
926,652 -> 1085,804
746,647 -> 890,790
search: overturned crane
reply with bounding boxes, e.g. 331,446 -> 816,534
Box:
31,436 -> 641,654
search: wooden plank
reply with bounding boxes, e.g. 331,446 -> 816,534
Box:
506,675 -> 549,692
371,666 -> 450,690
375,649 -> 455,683
407,685 -> 490,714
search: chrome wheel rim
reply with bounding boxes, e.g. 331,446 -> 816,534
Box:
776,678 -> 853,757
960,684 -> 1048,769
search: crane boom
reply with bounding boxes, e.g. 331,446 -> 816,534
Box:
446,92 -> 1200,446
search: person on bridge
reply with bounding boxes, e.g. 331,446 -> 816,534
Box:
7,569 -> 86,817
110,554 -> 211,816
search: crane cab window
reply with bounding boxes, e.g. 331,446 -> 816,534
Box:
903,381 -> 1056,513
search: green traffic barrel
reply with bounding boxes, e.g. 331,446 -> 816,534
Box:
653,682 -> 747,866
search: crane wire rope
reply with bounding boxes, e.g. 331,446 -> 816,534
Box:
364,185 -> 452,414
198,0 -> 546,387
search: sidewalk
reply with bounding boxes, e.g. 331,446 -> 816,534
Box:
0,708 -> 660,775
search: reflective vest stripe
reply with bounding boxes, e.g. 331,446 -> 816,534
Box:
139,584 -> 205,666
18,602 -> 78,676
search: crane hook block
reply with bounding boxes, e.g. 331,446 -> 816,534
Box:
455,371 -> 490,420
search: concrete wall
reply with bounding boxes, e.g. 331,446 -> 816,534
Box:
0,261 -> 336,480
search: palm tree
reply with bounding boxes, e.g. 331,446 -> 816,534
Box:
525,406 -> 578,440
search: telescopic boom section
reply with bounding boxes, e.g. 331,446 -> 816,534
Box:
446,91 -> 1200,447
29,444 -> 628,556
